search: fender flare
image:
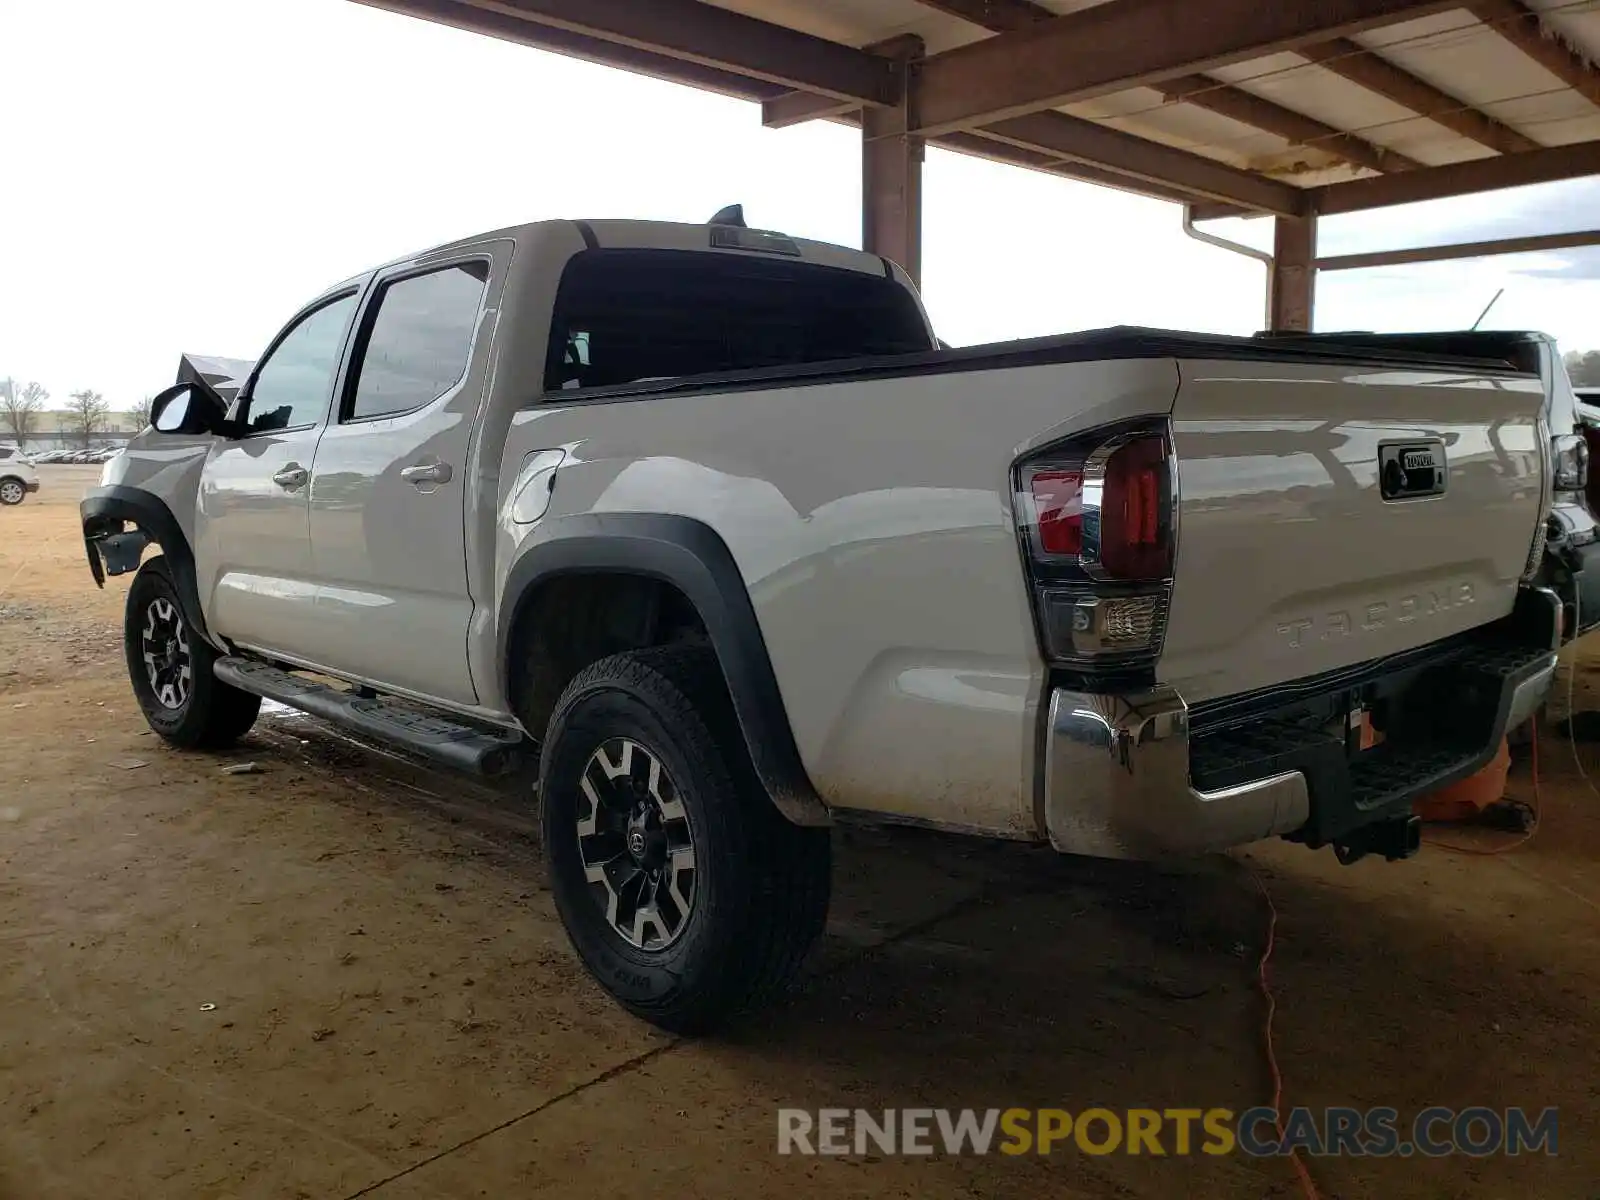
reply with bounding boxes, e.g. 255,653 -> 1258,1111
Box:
81,485 -> 215,647
499,513 -> 830,827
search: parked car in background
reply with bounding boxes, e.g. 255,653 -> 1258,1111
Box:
0,446 -> 40,505
1577,386 -> 1599,423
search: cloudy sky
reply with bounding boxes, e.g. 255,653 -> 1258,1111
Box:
3,0 -> 1599,412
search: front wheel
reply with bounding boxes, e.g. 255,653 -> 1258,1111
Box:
539,645 -> 830,1033
0,478 -> 26,506
124,557 -> 261,749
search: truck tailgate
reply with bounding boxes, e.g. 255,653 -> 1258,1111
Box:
1161,357 -> 1546,704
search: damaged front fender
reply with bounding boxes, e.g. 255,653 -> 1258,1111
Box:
81,486 -> 214,647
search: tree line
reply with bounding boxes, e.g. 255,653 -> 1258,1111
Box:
1565,350 -> 1600,389
0,380 -> 152,448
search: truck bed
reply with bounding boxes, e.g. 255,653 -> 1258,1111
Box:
548,324 -> 1529,402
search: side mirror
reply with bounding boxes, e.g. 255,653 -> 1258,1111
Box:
149,382 -> 228,436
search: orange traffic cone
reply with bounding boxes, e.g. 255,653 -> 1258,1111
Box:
1413,737 -> 1511,823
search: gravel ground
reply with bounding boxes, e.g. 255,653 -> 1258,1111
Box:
2,464 -> 1597,1199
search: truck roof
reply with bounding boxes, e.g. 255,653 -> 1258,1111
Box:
414,217 -> 893,280
298,216 -> 904,320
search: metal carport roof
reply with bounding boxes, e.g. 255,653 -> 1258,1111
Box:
348,0 -> 1600,326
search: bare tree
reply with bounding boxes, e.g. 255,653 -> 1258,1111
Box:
66,389 -> 110,448
129,395 -> 154,429
2,380 -> 47,448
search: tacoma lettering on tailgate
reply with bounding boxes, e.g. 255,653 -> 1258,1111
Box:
1275,583 -> 1475,649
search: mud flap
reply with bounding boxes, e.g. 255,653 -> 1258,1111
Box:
83,534 -> 105,588
94,530 -> 150,576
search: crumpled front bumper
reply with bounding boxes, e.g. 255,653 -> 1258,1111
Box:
1043,603 -> 1560,859
25,478 -> 39,493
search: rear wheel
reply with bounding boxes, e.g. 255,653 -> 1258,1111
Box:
539,644 -> 830,1033
124,557 -> 260,748
0,478 -> 25,506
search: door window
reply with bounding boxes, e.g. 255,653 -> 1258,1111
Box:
244,294 -> 357,435
345,263 -> 488,421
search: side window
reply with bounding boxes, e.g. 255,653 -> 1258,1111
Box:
244,294 -> 356,435
0,448 -> 12,460
345,263 -> 488,421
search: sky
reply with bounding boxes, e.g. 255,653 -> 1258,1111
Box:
3,0 -> 1600,413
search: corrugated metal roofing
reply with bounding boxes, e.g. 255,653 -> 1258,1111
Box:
354,0 -> 1600,212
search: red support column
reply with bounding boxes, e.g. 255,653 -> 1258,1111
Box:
862,37 -> 925,287
1269,214 -> 1317,332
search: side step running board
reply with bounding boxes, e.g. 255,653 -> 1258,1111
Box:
214,657 -> 526,777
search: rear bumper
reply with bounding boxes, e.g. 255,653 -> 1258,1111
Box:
1043,594 -> 1560,859
1044,687 -> 1312,858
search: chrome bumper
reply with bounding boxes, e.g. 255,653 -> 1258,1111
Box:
1044,651 -> 1558,859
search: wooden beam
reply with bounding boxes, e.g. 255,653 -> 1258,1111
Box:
863,37 -> 926,285
910,0 -> 1051,33
765,0 -> 1051,129
941,130 -> 1228,205
353,0 -> 782,100
910,0 -> 1414,174
1160,74 -> 1421,172
762,79 -> 1268,211
1269,215 -> 1317,332
1469,0 -> 1600,109
406,0 -> 899,103
978,111 -> 1308,214
1316,227 -> 1600,270
1314,139 -> 1600,212
763,91 -> 858,128
765,35 -> 920,129
763,0 -> 1301,215
911,0 -> 1461,134
1297,39 -> 1539,154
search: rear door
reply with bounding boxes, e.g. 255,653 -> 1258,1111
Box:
300,254 -> 493,705
1161,355 -> 1547,705
196,291 -> 359,654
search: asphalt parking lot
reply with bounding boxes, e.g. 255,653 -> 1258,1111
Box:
3,465 -> 1598,1199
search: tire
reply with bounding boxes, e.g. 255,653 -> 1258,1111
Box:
539,644 -> 830,1033
124,557 -> 261,749
0,477 -> 25,506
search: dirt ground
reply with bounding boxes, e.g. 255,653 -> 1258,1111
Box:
2,465 -> 1598,1200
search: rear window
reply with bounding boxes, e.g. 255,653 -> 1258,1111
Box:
544,249 -> 932,393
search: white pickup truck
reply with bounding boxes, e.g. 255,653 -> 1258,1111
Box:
84,214 -> 1572,1031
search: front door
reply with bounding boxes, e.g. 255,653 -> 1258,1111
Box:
196,291 -> 359,656
301,256 -> 492,706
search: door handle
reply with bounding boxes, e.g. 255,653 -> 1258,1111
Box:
272,464 -> 309,490
400,461 -> 453,487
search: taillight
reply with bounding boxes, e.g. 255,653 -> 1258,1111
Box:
1099,435 -> 1172,581
1017,424 -> 1176,673
1029,470 -> 1084,555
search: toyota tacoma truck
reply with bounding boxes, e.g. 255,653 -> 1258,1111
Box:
83,214 -> 1569,1031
